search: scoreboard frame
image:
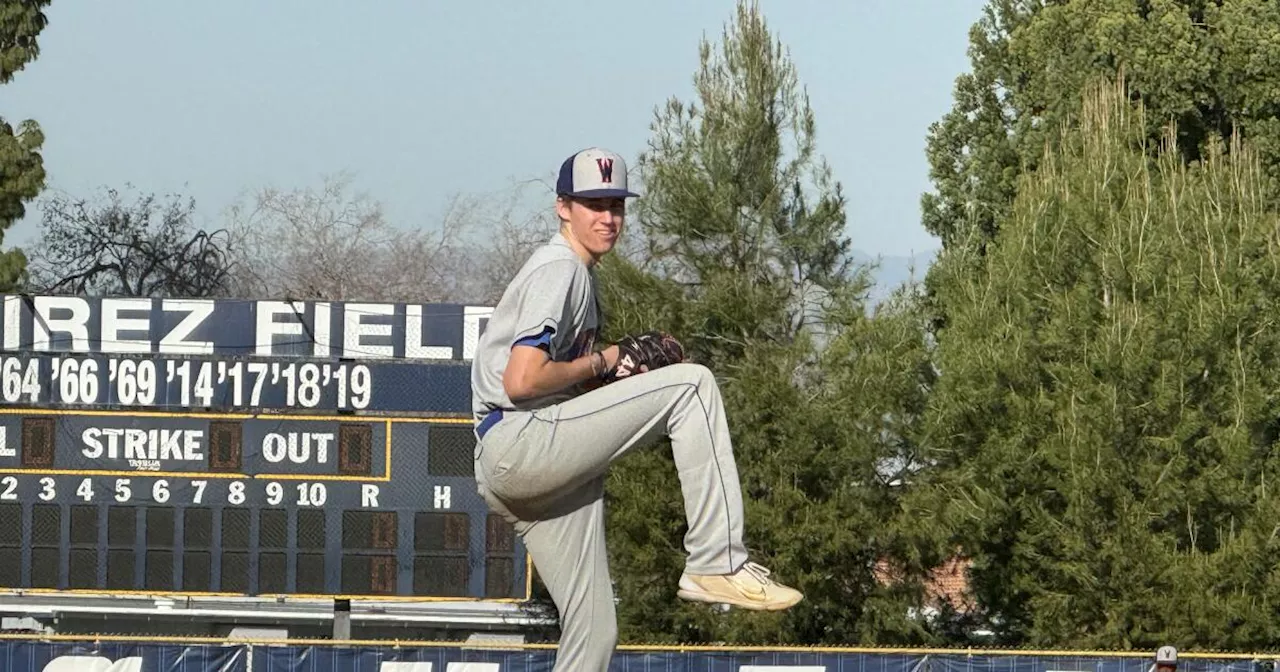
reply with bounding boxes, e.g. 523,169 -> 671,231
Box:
0,294 -> 531,609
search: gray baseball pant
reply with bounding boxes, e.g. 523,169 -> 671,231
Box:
473,362 -> 749,672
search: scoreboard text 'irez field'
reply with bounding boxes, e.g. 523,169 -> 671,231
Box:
1,295 -> 492,359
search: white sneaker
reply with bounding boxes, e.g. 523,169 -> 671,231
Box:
677,561 -> 803,611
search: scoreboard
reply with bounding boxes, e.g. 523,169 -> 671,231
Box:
0,294 -> 527,603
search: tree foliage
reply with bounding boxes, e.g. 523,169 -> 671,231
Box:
912,77 -> 1280,650
23,187 -> 237,298
0,0 -> 51,291
923,0 -> 1280,260
629,0 -> 858,368
594,0 -> 935,647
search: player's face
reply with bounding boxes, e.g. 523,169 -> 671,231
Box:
559,197 -> 625,259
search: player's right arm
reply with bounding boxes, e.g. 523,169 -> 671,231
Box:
503,343 -> 618,402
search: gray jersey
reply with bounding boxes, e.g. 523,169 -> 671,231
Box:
470,233 -> 601,423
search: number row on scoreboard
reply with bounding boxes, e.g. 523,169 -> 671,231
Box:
1,354 -> 376,411
0,475 -> 364,508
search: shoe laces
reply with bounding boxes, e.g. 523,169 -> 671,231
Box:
735,561 -> 775,586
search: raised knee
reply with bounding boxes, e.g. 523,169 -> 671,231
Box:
674,362 -> 716,388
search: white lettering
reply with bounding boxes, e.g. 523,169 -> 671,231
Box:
82,428 -> 104,458
288,433 -> 307,463
344,303 -> 394,358
3,296 -> 486,357
405,305 -> 453,359
3,295 -> 19,350
434,485 -> 451,509
100,298 -> 152,353
263,433 -> 286,462
158,429 -> 182,460
43,655 -> 143,672
184,430 -> 202,460
76,478 -> 93,501
255,300 -> 306,356
314,432 -> 331,464
464,306 -> 492,360
297,482 -> 327,506
0,426 -> 10,457
101,428 -> 123,457
81,427 -> 203,462
33,296 -> 90,351
124,428 -> 147,460
362,484 -> 380,508
742,660 -> 829,665
159,299 -> 214,354
313,302 -> 332,356
263,432 -> 332,464
373,660 -> 504,665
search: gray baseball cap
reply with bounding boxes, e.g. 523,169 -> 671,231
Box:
556,147 -> 639,199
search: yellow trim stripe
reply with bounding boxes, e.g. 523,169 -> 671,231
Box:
0,469 -> 248,479
17,588 -> 250,597
0,469 -> 393,482
0,408 -> 470,423
11,588 -> 526,603
255,593 -> 526,603
0,632 -> 1262,657
0,408 -> 257,419
525,552 -> 533,600
384,417 -> 473,424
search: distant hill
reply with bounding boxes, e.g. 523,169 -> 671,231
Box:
853,248 -> 938,306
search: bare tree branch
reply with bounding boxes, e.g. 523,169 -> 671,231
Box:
24,186 -> 237,298
223,172 -> 560,306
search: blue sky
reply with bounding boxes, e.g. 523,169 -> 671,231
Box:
4,0 -> 988,260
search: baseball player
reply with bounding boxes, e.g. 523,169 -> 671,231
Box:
470,147 -> 803,671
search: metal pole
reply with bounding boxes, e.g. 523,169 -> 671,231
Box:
333,599 -> 352,640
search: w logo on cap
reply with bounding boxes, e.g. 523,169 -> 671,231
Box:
556,147 -> 638,198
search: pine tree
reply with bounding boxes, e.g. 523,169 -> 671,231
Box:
923,0 -> 1280,259
595,0 -> 936,646
912,76 -> 1280,649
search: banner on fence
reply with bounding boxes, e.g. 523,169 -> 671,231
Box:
0,641 -> 246,671
249,646 -> 1268,672
0,641 -> 1270,672
249,646 -> 929,672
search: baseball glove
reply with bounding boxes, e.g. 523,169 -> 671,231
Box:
607,330 -> 685,381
